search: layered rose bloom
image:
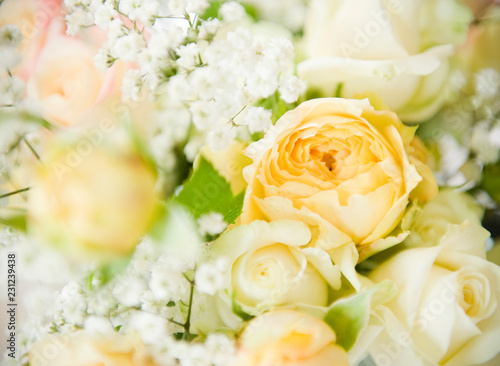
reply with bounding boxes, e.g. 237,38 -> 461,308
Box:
240,98 -> 436,287
298,0 -> 472,122
369,222 -> 500,366
29,332 -> 157,366
27,133 -> 158,262
212,220 -> 338,323
233,310 -> 349,366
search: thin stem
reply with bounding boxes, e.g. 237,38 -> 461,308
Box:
0,187 -> 31,199
23,136 -> 41,162
167,318 -> 185,327
183,278 -> 195,341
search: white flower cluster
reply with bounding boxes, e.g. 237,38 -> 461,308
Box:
0,24 -> 25,107
431,68 -> 500,189
29,235 -> 236,365
63,0 -> 304,162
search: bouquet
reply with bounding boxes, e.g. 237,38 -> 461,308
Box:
1,0 -> 500,365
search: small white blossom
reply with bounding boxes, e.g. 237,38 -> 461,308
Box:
198,19 -> 221,39
186,0 -> 209,14
243,106 -> 272,134
0,47 -> 21,69
119,0 -> 160,25
195,259 -> 227,295
111,32 -> 145,61
84,316 -> 114,335
122,68 -> 143,101
0,25 -> 23,48
197,212 -> 227,236
56,281 -> 87,325
112,276 -> 148,307
219,2 -> 246,22
0,76 -> 24,106
127,311 -> 169,345
205,334 -> 236,366
470,120 -> 500,164
278,74 -> 305,103
176,43 -> 200,70
207,125 -> 237,151
149,255 -> 190,301
93,47 -> 113,70
94,2 -> 117,28
475,68 -> 500,99
65,8 -> 94,36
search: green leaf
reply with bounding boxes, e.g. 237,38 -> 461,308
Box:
232,293 -> 254,321
481,161 -> 500,205
324,281 -> 397,351
0,208 -> 27,232
173,157 -> 245,224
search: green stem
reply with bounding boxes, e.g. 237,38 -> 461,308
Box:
23,136 -> 41,162
0,187 -> 30,199
182,274 -> 195,341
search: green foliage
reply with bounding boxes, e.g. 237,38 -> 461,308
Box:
481,161 -> 500,205
324,281 -> 397,351
173,157 -> 245,224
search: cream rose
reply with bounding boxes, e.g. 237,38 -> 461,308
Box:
27,132 -> 158,262
405,190 -> 484,249
233,310 -> 349,366
212,220 -> 338,322
369,223 -> 500,366
29,332 -> 157,366
240,98 -> 435,287
298,0 -> 472,122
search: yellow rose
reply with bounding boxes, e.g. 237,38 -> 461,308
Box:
241,98 -> 435,287
233,309 -> 349,366
212,220 -> 336,323
27,132 -> 158,262
368,223 -> 500,366
29,332 -> 157,366
298,0 -> 472,122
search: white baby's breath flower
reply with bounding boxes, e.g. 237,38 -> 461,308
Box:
65,8 -> 94,36
198,18 -> 221,39
243,106 -> 272,134
207,125 -> 237,151
219,2 -> 246,22
0,47 -> 21,69
475,68 -> 500,99
83,316 -> 114,335
122,68 -> 143,101
94,2 -> 117,28
205,333 -> 236,366
149,255 -> 190,301
470,120 -> 500,164
278,74 -> 305,103
176,43 -> 200,70
186,0 -> 209,14
119,0 -> 159,25
263,37 -> 294,71
112,276 -> 148,307
111,32 -> 146,61
56,281 -> 87,325
0,25 -> 23,48
127,311 -> 169,345
93,47 -> 113,70
0,76 -> 24,106
197,212 -> 227,236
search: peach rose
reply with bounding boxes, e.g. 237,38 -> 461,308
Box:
26,20 -> 121,127
233,310 -> 349,366
240,98 -> 436,286
29,332 -> 157,366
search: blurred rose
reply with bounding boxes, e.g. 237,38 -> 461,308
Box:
405,190 -> 484,249
0,0 -> 62,78
241,98 -> 436,276
29,332 -> 157,366
233,310 -> 349,366
213,220 -> 336,320
298,0 -> 472,122
26,20 -> 123,127
369,223 -> 500,366
27,132 -> 158,262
